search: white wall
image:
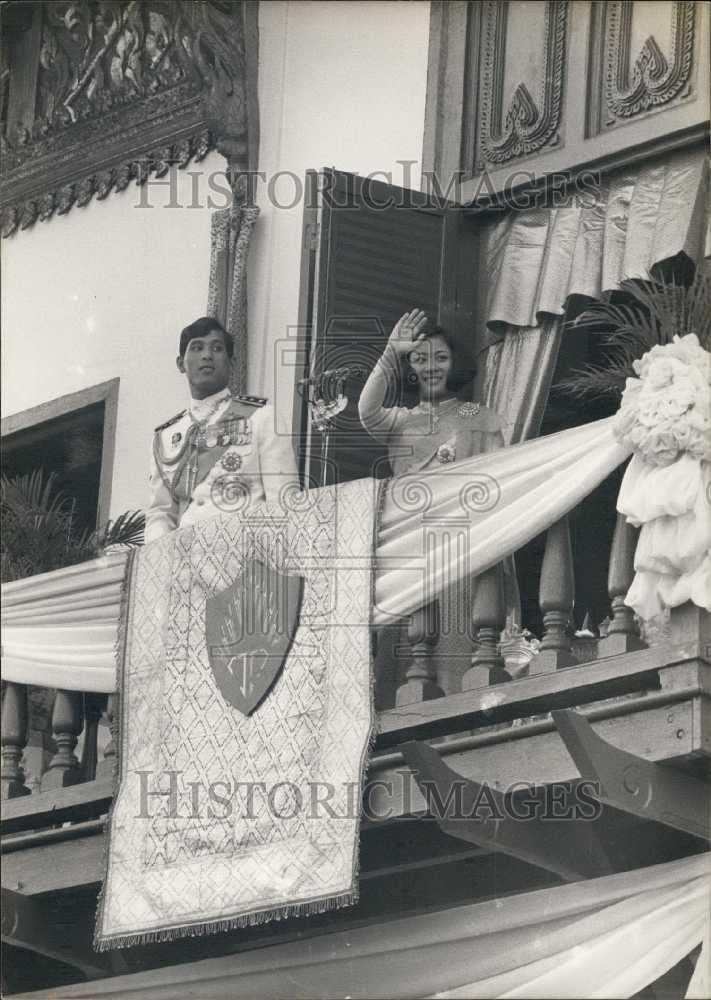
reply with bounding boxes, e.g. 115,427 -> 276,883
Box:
249,0 -> 430,402
1,0 -> 430,518
1,154 -> 222,516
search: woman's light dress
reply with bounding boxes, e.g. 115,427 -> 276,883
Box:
358,349 -> 507,703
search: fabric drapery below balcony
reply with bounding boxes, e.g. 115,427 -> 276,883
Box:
23,853 -> 711,1000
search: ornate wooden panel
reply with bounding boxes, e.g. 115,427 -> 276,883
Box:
423,0 -> 709,205
0,0 -> 257,237
474,0 -> 568,171
588,0 -> 698,134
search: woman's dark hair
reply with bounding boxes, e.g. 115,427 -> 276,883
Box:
399,325 -> 478,403
179,317 -> 234,359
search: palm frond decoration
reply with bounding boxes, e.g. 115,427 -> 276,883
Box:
92,509 -> 146,550
557,271 -> 711,400
1,467 -> 145,583
74,509 -> 146,555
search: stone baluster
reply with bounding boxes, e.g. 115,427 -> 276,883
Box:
396,601 -> 443,706
529,516 -> 576,673
80,693 -> 104,782
24,687 -> 55,792
599,512 -> 644,655
1,683 -> 31,799
463,563 -> 510,689
41,689 -> 84,791
95,694 -> 117,780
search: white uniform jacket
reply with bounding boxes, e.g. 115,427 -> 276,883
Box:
145,391 -> 300,543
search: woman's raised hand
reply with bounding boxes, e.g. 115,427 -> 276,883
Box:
387,309 -> 428,354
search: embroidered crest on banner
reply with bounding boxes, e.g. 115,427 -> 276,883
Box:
205,559 -> 304,715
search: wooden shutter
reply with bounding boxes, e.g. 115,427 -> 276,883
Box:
295,169 -> 478,487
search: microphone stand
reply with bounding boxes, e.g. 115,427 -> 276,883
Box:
297,367 -> 351,488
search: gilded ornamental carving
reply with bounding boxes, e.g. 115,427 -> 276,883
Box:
0,0 -> 254,237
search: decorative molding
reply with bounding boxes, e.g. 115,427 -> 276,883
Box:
206,203 -> 260,395
478,0 -> 568,167
604,1 -> 695,120
1,130 -> 214,237
0,1 -> 251,237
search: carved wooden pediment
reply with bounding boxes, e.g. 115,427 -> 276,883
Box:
0,0 -> 255,237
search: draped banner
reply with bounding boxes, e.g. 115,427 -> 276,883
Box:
1,417 -> 631,693
96,478 -> 378,947
33,854 -> 711,999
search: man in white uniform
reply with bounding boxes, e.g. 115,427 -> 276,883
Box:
145,317 -> 299,543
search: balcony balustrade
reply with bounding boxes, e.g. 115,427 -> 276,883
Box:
1,503 -> 704,815
0,490 -> 708,927
1,496 -> 708,993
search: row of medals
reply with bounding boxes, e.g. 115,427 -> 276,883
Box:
196,416 -> 253,450
199,417 -> 252,474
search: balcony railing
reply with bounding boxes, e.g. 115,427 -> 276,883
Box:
1,507 -> 709,1000
380,509 -> 646,709
0,510 -> 621,799
3,506 -> 707,797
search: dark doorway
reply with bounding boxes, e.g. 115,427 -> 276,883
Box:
1,378 -> 119,537
2,402 -> 105,536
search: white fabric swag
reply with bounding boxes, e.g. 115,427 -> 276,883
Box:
1,417 -> 631,693
1,552 -> 127,692
25,853 -> 711,999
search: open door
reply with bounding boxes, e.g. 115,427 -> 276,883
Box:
295,168 -> 480,487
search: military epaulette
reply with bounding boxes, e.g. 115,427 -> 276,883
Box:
154,410 -> 187,432
233,394 -> 267,407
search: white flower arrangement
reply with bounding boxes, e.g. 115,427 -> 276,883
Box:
612,333 -> 711,466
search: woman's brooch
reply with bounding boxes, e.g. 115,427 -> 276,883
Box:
458,402 -> 481,418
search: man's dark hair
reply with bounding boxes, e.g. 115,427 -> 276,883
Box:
400,324 -> 478,402
179,317 -> 234,359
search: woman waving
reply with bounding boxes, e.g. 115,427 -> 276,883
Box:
358,309 -> 505,474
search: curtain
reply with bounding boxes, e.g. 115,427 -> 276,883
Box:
483,316 -> 563,446
480,147 -> 709,331
0,417 -> 630,692
481,315 -> 564,637
26,854 -> 710,999
473,147 -> 709,644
